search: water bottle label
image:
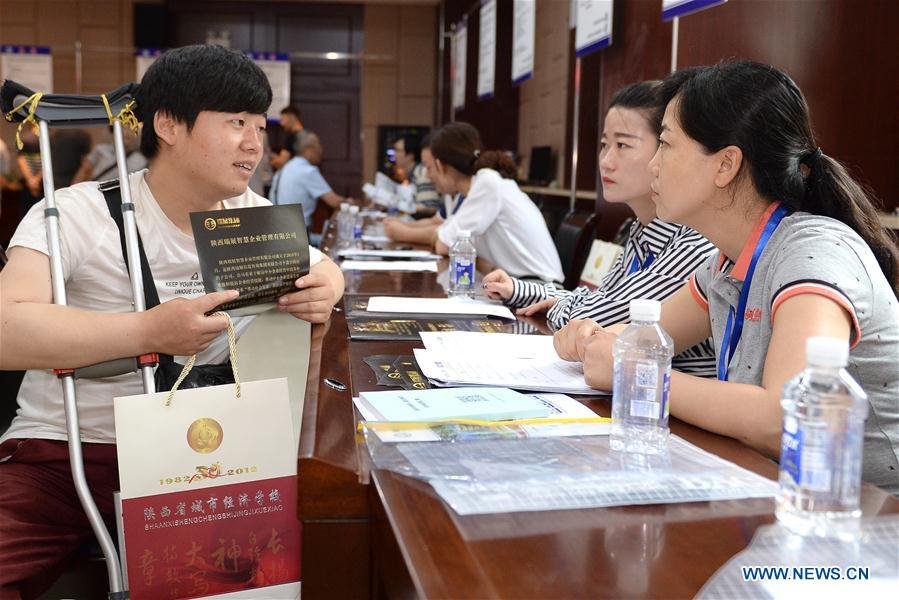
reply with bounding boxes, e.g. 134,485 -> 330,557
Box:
630,398 -> 660,420
452,258 -> 474,289
780,415 -> 803,486
661,372 -> 670,420
800,428 -> 833,492
634,361 -> 658,389
353,225 -> 362,239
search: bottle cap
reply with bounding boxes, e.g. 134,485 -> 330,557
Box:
340,203 -> 349,211
349,205 -> 359,214
629,299 -> 661,322
457,230 -> 471,239
806,336 -> 849,368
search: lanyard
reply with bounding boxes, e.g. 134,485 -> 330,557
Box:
628,252 -> 655,276
452,194 -> 465,215
717,204 -> 790,381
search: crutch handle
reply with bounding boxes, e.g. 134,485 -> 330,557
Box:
1,80 -> 140,128
54,353 -> 159,380
138,353 -> 159,367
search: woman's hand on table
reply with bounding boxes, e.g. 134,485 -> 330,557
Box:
553,318 -> 602,362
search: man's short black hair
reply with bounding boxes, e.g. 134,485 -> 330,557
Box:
136,45 -> 272,159
395,133 -> 422,162
281,105 -> 301,120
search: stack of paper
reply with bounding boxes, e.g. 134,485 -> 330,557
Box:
340,260 -> 438,272
366,296 -> 515,320
354,391 -> 609,443
337,248 -> 442,260
414,331 -> 602,395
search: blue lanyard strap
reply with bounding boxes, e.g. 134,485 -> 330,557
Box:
628,252 -> 655,276
717,204 -> 790,381
452,194 -> 465,215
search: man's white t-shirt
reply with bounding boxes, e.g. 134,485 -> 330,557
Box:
437,169 -> 564,282
4,169 -> 322,445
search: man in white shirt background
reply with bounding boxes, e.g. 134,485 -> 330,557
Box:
270,131 -> 353,245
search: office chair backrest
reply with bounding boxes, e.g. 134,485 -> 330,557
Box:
553,211 -> 598,290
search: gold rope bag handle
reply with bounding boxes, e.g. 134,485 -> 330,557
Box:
164,311 -> 242,406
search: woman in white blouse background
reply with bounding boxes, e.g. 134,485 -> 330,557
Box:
430,122 -> 564,284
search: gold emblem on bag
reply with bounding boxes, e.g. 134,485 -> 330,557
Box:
187,418 -> 224,453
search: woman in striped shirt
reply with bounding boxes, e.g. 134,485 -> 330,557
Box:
482,82 -> 717,377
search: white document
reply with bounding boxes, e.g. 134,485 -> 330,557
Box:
1,46 -> 53,92
250,53 -> 291,125
374,171 -> 398,193
413,347 -> 600,395
575,0 -> 613,57
662,0 -> 728,22
452,20 -> 467,111
361,235 -> 391,243
135,48 -> 161,81
367,297 -> 515,320
337,248 -> 440,260
419,331 -> 557,359
477,0 -> 497,99
511,0 -> 536,85
340,260 -> 438,272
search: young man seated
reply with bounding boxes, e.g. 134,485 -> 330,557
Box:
0,44 -> 344,598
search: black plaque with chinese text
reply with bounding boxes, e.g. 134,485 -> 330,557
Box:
191,205 -> 310,314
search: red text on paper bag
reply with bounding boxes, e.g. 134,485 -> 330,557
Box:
121,475 -> 300,599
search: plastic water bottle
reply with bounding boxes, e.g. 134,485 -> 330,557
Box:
448,230 -> 477,298
776,337 -> 867,539
349,205 -> 362,249
610,299 -> 673,454
336,203 -> 350,248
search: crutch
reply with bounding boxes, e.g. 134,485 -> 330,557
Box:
2,80 -> 154,599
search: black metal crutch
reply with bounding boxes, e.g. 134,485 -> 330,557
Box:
2,80 -> 154,599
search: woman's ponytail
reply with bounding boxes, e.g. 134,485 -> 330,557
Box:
803,150 -> 898,292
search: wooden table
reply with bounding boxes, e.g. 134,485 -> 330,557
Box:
297,224 -> 899,599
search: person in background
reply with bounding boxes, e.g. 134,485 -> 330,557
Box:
0,137 -> 22,193
393,133 -> 440,211
383,133 -> 463,246
270,130 -> 352,244
51,129 -> 94,189
89,126 -> 148,181
482,82 -> 717,377
270,105 -> 303,171
430,121 -> 564,283
555,61 -> 899,494
0,136 -> 22,231
17,125 -> 42,213
248,127 -> 273,196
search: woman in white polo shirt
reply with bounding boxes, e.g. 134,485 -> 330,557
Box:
430,122 -> 564,283
555,61 -> 899,494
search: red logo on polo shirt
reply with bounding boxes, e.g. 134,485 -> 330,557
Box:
744,308 -> 762,322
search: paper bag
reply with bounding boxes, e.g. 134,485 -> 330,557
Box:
579,239 -> 624,289
114,375 -> 301,599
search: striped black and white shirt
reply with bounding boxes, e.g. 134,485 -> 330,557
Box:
508,218 -> 719,377
410,162 -> 440,208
